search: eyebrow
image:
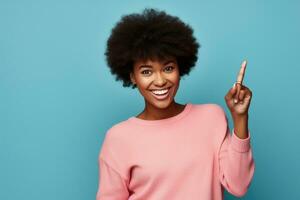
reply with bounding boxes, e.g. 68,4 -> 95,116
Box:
138,59 -> 175,69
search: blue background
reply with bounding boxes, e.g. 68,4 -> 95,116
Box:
1,0 -> 299,199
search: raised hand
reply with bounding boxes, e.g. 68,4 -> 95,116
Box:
225,60 -> 252,117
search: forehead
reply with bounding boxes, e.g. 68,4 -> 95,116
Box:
133,56 -> 177,67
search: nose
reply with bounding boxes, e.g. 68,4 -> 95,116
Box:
153,72 -> 167,87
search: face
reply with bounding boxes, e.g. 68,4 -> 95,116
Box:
130,57 -> 181,109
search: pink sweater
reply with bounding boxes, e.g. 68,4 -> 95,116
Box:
96,103 -> 255,200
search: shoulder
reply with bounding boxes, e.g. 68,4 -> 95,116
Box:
191,103 -> 227,119
101,117 -> 136,145
191,103 -> 228,144
103,119 -> 132,143
99,120 -> 132,161
99,121 -> 133,179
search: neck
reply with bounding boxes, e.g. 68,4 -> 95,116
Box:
137,100 -> 185,120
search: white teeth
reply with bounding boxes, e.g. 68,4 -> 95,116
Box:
152,89 -> 168,95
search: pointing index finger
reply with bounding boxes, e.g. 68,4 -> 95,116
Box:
236,60 -> 247,85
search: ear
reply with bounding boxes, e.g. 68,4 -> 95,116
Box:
130,72 -> 136,85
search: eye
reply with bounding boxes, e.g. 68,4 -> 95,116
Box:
141,70 -> 151,75
164,66 -> 174,72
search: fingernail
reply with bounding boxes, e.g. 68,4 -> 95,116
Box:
234,99 -> 238,103
232,83 -> 236,89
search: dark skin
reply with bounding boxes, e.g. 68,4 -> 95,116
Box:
130,57 -> 252,139
130,56 -> 185,120
136,103 -> 186,121
224,60 -> 252,139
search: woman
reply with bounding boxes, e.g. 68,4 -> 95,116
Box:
96,8 -> 255,200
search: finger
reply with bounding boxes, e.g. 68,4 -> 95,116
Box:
239,89 -> 246,101
236,60 -> 247,85
242,87 -> 252,105
238,90 -> 246,104
225,83 -> 238,101
243,93 -> 252,105
231,82 -> 238,95
240,85 -> 252,98
234,83 -> 242,103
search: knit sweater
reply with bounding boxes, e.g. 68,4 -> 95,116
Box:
96,103 -> 255,200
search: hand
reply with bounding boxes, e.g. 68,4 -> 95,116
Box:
225,60 -> 252,117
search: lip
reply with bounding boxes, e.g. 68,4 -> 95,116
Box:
150,87 -> 170,91
149,87 -> 171,101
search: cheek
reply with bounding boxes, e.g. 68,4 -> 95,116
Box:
170,72 -> 180,85
137,78 -> 151,89
172,74 -> 181,92
135,77 -> 151,95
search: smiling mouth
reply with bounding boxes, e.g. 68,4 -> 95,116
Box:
149,87 -> 171,100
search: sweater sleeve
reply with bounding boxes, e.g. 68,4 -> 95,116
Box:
218,123 -> 255,197
96,157 -> 130,200
96,127 -> 130,200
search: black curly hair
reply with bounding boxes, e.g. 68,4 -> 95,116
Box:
105,8 -> 200,89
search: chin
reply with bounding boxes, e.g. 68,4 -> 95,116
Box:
152,100 -> 173,109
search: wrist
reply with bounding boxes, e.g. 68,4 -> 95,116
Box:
232,113 -> 249,139
232,113 -> 248,122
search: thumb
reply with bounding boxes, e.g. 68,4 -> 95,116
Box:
226,83 -> 237,101
231,83 -> 238,96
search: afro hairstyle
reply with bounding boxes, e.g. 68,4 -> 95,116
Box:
105,8 -> 200,89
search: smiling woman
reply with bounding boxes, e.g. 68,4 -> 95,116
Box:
130,57 -> 182,117
97,7 -> 255,200
104,7 -> 199,119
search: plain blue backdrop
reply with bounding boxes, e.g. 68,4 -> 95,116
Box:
1,0 -> 299,199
